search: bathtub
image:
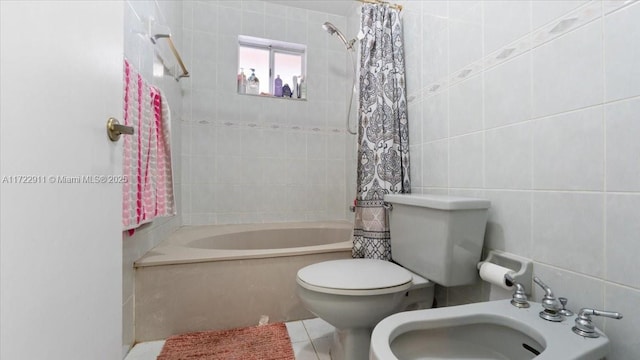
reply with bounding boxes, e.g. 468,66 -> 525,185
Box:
134,221 -> 353,341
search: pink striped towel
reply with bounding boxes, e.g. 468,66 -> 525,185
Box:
122,59 -> 175,232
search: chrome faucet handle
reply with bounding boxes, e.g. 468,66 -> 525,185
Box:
505,273 -> 529,308
533,276 -> 563,322
572,308 -> 623,338
558,297 -> 574,317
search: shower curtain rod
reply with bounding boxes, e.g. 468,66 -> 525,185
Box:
356,0 -> 403,11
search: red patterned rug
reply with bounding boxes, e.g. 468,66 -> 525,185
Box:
157,323 -> 295,360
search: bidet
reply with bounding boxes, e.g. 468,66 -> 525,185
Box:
370,299 -> 616,360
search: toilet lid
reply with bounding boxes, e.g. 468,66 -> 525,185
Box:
297,259 -> 412,296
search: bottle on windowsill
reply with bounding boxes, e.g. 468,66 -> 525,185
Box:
274,75 -> 283,97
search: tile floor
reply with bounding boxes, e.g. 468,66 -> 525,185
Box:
124,318 -> 335,360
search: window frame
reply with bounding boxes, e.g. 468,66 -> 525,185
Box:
238,35 -> 306,95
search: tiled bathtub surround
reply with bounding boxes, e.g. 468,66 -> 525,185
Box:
182,121 -> 350,225
180,1 -> 354,225
400,1 -> 640,359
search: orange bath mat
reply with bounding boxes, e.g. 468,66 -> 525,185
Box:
157,322 -> 295,360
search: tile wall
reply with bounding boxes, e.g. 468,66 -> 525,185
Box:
180,1 -> 354,225
122,0 -> 184,356
400,1 -> 640,358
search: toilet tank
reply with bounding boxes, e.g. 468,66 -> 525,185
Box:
385,194 -> 490,287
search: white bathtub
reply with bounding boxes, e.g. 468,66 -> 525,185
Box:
134,221 -> 353,341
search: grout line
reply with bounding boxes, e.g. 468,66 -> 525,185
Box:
529,0 -> 535,259
600,0 -> 608,313
603,0 -> 639,15
418,93 -> 640,140
529,0 -> 535,196
423,186 -> 639,196
532,259 -> 640,293
301,320 -> 323,360
445,0 -> 450,195
480,1 -> 486,191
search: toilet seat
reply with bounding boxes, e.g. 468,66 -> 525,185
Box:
297,259 -> 412,296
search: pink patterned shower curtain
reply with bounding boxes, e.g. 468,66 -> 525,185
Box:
352,4 -> 410,261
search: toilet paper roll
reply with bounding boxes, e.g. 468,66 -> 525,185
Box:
479,262 -> 514,290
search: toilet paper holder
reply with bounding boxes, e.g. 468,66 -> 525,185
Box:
477,251 -> 533,295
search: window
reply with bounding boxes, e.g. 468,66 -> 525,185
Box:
238,46 -> 270,94
237,35 -> 306,99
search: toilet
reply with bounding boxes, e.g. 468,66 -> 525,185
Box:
296,194 -> 490,360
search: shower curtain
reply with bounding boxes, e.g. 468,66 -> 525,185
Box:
352,4 -> 410,261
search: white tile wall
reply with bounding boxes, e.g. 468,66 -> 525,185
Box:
532,106 -> 604,191
448,1 -> 482,73
483,54 -> 531,129
422,90 -> 448,142
449,133 -> 483,188
404,11 -> 423,96
532,19 -> 603,118
421,13 -> 448,88
422,140 -> 448,188
485,123 -> 532,189
605,194 -> 640,288
532,191 -> 604,277
604,2 -> 640,101
181,1 -> 352,225
484,190 -> 532,257
449,75 -> 483,136
406,1 -> 640,358
605,97 -> 640,191
483,0 -> 531,55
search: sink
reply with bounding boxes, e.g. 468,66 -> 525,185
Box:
370,300 -> 610,360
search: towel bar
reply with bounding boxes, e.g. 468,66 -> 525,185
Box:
151,34 -> 189,80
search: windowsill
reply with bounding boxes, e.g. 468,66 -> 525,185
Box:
237,92 -> 308,101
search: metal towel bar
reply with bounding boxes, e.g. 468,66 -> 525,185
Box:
151,33 -> 190,81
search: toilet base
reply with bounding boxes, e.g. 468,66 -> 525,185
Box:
330,327 -> 372,360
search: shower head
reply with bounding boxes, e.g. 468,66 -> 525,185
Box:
322,21 -> 355,50
322,22 -> 339,35
323,21 -> 358,135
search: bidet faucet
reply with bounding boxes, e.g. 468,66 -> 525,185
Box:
572,308 -> 623,338
504,273 -> 529,308
558,297 -> 574,317
533,276 -> 563,322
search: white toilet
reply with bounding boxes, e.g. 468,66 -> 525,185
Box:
296,194 -> 490,360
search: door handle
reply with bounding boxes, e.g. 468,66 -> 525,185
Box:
106,117 -> 134,141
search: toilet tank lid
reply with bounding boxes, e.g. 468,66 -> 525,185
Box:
384,194 -> 490,210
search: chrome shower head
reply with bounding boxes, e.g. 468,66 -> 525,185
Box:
322,22 -> 338,35
322,21 -> 355,50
